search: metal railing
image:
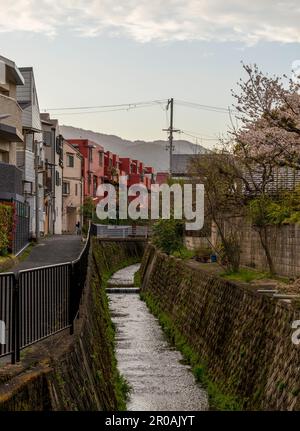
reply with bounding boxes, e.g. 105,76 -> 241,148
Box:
12,199 -> 30,255
0,225 -> 92,364
93,224 -> 150,238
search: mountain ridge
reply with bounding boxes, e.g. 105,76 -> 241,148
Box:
60,125 -> 209,171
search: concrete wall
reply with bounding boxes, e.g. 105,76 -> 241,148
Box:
0,94 -> 22,134
0,238 -> 145,411
237,222 -> 300,278
184,236 -> 210,250
187,220 -> 300,278
0,92 -> 23,166
140,244 -> 300,410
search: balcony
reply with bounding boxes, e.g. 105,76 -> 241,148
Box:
0,93 -> 23,142
0,161 -> 23,200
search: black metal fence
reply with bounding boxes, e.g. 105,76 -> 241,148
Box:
0,226 -> 91,364
12,199 -> 30,255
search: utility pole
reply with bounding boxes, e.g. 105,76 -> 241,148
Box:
163,98 -> 180,177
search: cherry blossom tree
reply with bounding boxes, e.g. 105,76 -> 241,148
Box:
226,63 -> 300,274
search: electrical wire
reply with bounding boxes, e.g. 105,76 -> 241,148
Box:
43,99 -> 238,116
178,130 -> 220,142
176,99 -> 238,115
49,104 -> 161,116
180,129 -> 219,139
44,99 -> 168,112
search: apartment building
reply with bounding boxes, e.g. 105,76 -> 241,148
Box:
40,113 -> 63,235
119,157 -> 152,190
16,67 -> 44,238
0,55 -> 24,165
0,55 -> 30,254
62,141 -> 83,233
67,139 -> 104,199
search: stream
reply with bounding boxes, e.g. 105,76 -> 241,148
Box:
108,264 -> 208,411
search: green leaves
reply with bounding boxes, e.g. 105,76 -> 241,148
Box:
0,203 -> 14,255
152,218 -> 184,255
249,187 -> 300,227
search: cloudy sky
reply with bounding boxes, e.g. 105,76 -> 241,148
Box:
1,0 -> 300,146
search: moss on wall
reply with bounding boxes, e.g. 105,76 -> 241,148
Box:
140,244 -> 300,411
0,238 -> 145,411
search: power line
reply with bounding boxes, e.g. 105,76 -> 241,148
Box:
42,99 -> 239,116
179,131 -> 220,142
43,99 -> 167,112
180,129 -> 219,139
49,104 -> 160,116
176,99 -> 238,114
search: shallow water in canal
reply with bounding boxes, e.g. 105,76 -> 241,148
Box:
108,265 -> 208,411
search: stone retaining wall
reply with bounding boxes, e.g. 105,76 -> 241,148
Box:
0,238 -> 145,410
140,244 -> 300,411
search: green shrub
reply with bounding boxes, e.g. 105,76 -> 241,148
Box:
0,203 -> 14,255
172,246 -> 195,260
152,218 -> 184,255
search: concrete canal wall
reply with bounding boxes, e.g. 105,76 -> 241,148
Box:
140,244 -> 300,411
0,239 -> 145,411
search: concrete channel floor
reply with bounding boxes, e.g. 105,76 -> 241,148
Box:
12,235 -> 83,272
108,264 -> 209,411
108,263 -> 141,287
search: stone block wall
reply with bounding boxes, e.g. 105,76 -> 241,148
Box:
0,238 -> 145,411
186,221 -> 300,277
140,244 -> 300,410
238,223 -> 300,278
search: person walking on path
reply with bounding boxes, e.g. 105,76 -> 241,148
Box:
75,221 -> 81,235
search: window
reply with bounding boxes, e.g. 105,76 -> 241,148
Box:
98,151 -> 103,166
75,183 -> 78,196
56,171 -> 61,187
43,131 -> 52,147
89,148 -> 93,162
67,154 -> 74,168
56,135 -> 63,155
93,176 -> 98,196
62,182 -> 70,195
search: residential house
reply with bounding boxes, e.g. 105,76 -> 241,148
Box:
0,55 -> 24,165
156,172 -> 169,185
0,55 -> 30,254
16,67 -> 44,238
104,150 -> 114,183
120,157 -> 151,190
66,139 -> 104,199
62,141 -> 83,233
40,113 -> 63,235
145,166 -> 155,183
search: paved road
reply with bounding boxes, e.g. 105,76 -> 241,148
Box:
13,235 -> 83,272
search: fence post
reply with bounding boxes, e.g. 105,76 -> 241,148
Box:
11,273 -> 20,364
69,262 -> 75,335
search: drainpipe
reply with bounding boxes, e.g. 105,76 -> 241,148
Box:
34,136 -> 40,243
52,128 -> 56,235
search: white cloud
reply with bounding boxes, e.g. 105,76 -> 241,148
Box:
0,0 -> 300,44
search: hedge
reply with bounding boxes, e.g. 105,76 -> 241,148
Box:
0,203 -> 14,255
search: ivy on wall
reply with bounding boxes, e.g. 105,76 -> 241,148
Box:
0,202 -> 14,255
